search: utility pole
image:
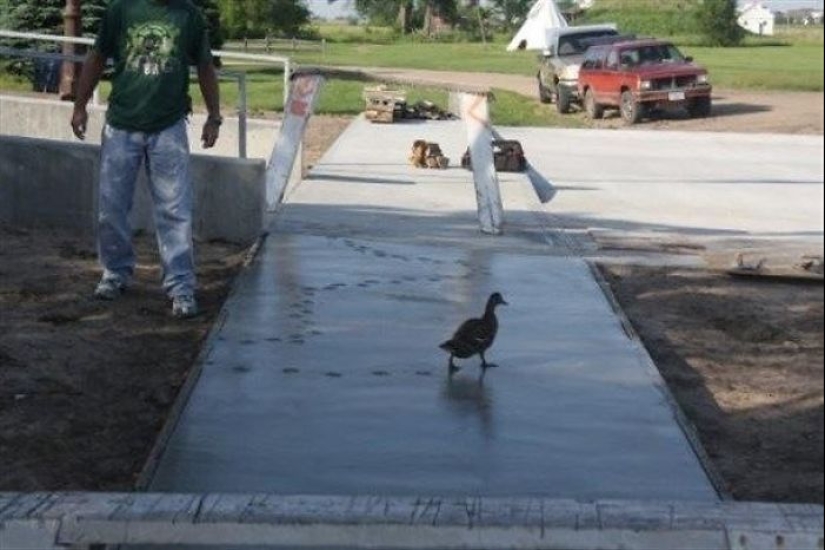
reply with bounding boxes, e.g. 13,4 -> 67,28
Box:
59,0 -> 81,100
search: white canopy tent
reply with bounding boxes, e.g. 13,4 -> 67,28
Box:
506,0 -> 569,52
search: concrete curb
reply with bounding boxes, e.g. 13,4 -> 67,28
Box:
1,493 -> 822,549
134,232 -> 271,491
586,261 -> 734,502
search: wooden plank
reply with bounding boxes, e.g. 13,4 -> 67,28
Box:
109,493 -> 166,521
0,493 -> 51,521
140,493 -> 202,523
726,267 -> 824,283
197,493 -> 255,524
39,493 -> 128,520
460,92 -> 503,235
266,72 -> 324,210
0,494 -> 22,518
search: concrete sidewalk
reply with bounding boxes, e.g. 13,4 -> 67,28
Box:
146,117 -> 719,502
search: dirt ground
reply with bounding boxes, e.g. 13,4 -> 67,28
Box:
599,264 -> 823,504
0,116 -> 352,491
1,106 -> 823,503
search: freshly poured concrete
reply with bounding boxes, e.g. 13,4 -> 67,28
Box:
148,118 -> 725,501
151,235 -> 716,499
504,127 -> 824,244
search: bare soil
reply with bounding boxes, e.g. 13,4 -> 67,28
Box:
0,116 -> 352,491
599,264 -> 823,504
1,111 -> 823,503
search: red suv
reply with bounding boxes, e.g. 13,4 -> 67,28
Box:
577,39 -> 712,124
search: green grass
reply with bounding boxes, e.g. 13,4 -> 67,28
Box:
14,64 -> 566,126
490,88 -> 586,127
219,29 -> 824,92
684,42 -> 824,91
0,62 -> 33,93
2,22 -> 822,128
223,39 -> 537,75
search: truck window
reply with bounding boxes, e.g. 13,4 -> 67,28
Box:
556,30 -> 619,57
606,50 -> 619,69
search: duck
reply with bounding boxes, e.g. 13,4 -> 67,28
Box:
440,292 -> 507,373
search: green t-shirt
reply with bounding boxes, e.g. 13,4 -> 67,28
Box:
94,0 -> 212,133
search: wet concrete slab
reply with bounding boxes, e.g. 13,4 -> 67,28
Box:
150,234 -> 716,500
149,117 -> 718,501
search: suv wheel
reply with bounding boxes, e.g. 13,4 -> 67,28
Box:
620,90 -> 643,124
538,78 -> 552,104
584,89 -> 603,120
687,96 -> 712,118
557,85 -> 572,114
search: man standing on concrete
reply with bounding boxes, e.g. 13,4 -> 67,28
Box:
71,0 -> 222,318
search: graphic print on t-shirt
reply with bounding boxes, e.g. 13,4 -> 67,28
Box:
125,22 -> 181,77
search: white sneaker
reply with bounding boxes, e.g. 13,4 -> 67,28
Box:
94,276 -> 126,300
172,295 -> 198,319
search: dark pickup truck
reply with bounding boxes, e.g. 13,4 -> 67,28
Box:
577,38 -> 712,124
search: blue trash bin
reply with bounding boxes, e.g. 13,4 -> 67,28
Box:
33,57 -> 61,93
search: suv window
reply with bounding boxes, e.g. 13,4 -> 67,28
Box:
622,43 -> 686,65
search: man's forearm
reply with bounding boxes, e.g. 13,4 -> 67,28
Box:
197,63 -> 221,119
74,51 -> 106,109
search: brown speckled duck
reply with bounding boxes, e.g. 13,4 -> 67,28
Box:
440,292 -> 507,373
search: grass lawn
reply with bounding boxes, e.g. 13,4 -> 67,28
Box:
222,25 -> 824,92
2,25 -> 821,125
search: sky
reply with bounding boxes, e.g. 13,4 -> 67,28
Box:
309,0 -> 357,20
756,0 -> 824,11
308,0 -> 825,20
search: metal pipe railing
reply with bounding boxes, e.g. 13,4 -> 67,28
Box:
0,29 -> 291,105
0,29 -> 292,158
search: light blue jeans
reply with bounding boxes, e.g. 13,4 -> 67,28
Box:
97,119 -> 196,298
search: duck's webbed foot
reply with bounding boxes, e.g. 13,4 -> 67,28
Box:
480,353 -> 498,369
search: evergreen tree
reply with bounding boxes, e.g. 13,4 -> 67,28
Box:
268,0 -> 310,37
7,0 -> 64,47
192,0 -> 225,50
218,0 -> 311,39
695,0 -> 744,46
489,0 -> 532,31
5,0 -> 222,49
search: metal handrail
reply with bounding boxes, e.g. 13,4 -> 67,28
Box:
0,28 -> 292,158
0,28 -> 292,106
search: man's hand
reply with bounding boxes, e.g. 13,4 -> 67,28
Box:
71,106 -> 89,140
201,117 -> 220,149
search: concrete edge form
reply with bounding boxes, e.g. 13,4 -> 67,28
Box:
0,493 -> 822,549
134,232 -> 271,491
585,261 -> 734,502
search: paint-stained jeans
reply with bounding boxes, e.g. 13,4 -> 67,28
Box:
97,119 -> 195,298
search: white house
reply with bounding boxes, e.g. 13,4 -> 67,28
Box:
738,1 -> 775,36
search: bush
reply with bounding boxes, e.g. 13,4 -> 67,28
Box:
694,0 -> 744,46
577,0 -> 701,37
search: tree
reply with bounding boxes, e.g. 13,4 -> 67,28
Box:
350,0 -> 458,35
695,0 -> 744,46
268,0 -> 311,37
488,0 -> 533,31
193,0 -> 225,50
4,0 -> 222,49
352,0 -> 410,28
218,0 -> 311,39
